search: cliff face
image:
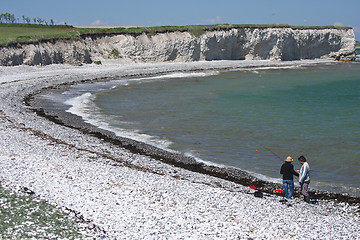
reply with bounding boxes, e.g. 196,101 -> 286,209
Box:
0,27 -> 355,66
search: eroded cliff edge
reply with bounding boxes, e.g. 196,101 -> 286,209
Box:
0,27 -> 356,66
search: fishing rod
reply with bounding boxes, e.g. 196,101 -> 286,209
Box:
244,123 -> 309,162
248,134 -> 283,160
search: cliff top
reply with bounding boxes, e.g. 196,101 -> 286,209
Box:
0,23 -> 353,47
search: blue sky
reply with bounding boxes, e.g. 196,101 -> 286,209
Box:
3,0 -> 360,39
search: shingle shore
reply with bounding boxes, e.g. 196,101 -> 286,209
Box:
0,60 -> 359,239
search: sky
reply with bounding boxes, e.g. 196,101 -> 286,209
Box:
3,0 -> 360,40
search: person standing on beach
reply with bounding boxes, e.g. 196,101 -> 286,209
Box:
297,155 -> 311,203
280,156 -> 299,200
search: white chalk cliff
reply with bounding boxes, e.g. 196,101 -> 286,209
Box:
0,27 -> 356,66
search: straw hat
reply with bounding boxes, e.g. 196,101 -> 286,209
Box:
285,156 -> 293,162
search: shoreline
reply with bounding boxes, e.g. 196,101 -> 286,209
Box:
1,60 -> 359,239
27,61 -> 360,203
27,77 -> 360,204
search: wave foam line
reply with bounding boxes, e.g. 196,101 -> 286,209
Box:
64,92 -> 175,151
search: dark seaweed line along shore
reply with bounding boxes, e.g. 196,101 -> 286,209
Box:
25,71 -> 360,206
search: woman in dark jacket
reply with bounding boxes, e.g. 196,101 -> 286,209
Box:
280,156 -> 299,199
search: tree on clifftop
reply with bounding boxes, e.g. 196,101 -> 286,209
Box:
0,12 -> 59,26
0,13 -> 16,23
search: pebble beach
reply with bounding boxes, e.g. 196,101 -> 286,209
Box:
0,60 -> 359,239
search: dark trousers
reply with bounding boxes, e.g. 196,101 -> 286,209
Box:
300,182 -> 310,197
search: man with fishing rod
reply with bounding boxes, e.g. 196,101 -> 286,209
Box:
280,156 -> 299,201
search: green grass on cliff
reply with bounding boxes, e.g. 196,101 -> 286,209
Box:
0,23 -> 78,46
0,23 -> 353,47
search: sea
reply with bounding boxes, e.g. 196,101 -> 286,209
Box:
43,62 -> 360,197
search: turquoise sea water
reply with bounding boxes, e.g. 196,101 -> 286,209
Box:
61,63 -> 360,196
